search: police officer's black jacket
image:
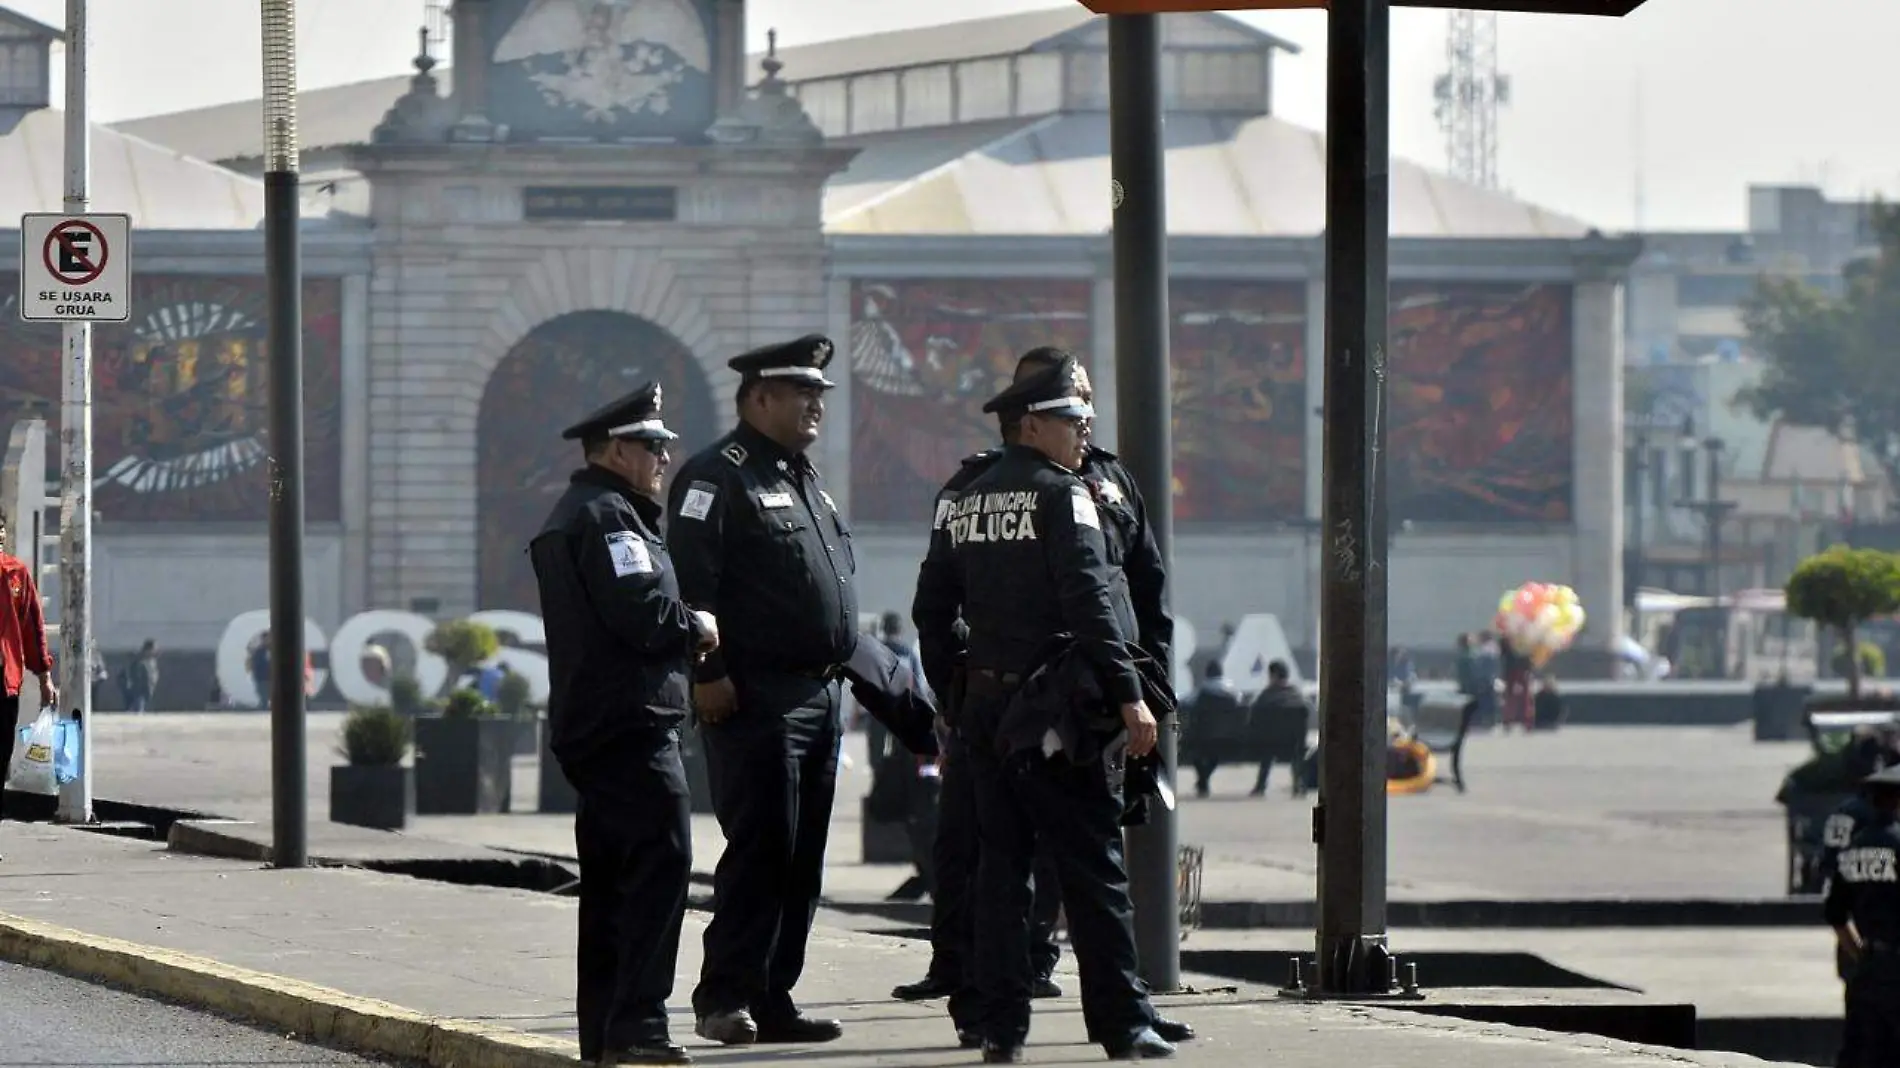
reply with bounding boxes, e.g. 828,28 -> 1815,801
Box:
1826,795 -> 1891,885
529,466 -> 706,766
1827,817 -> 1900,984
913,444 -> 1143,713
842,633 -> 940,758
913,444 -> 1170,701
665,421 -> 858,684
995,634 -> 1177,764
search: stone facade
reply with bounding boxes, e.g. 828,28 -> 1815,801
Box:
348,141 -> 853,616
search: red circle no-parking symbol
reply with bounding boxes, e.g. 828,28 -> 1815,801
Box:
42,220 -> 108,286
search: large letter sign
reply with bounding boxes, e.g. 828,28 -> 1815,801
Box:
215,610 -> 552,708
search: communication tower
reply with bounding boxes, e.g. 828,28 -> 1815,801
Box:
1432,11 -> 1510,189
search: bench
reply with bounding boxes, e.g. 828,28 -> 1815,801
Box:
1411,694 -> 1476,794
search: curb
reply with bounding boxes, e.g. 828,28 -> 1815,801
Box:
0,911 -> 580,1068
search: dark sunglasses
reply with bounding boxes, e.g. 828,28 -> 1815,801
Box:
639,439 -> 671,457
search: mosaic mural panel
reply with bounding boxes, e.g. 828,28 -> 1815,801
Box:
1388,282 -> 1574,524
848,278 -> 1094,524
0,274 -> 344,522
1169,280 -> 1307,522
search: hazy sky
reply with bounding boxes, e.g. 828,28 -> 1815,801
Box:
9,0 -> 1893,232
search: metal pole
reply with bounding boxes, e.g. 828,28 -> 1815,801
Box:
1314,0 -> 1393,996
1107,13 -> 1179,990
1627,432 -> 1645,618
261,0 -> 306,869
55,0 -> 94,825
1706,442 -> 1722,599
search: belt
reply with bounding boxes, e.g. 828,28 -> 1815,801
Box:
966,667 -> 1023,697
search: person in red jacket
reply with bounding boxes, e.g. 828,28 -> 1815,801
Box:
0,509 -> 57,833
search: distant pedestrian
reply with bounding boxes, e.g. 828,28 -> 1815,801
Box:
0,508 -> 55,851
120,639 -> 159,713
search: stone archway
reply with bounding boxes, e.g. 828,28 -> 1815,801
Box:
477,310 -> 715,612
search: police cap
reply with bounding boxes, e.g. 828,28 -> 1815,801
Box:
1866,764 -> 1900,788
729,334 -> 837,389
560,381 -> 678,443
982,353 -> 1094,420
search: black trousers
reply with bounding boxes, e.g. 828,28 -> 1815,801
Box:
567,729 -> 693,1060
966,698 -> 1155,1049
1843,982 -> 1900,1067
693,676 -> 840,1022
929,732 -> 1063,1031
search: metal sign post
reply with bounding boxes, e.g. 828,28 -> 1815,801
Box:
56,0 -> 94,825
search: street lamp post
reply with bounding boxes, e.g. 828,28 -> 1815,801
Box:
1675,416 -> 1733,599
261,0 -> 307,869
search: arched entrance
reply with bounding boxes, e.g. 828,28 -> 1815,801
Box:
477,310 -> 715,612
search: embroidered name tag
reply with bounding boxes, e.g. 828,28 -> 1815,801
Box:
758,491 -> 795,509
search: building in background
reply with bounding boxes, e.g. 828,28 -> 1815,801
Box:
1624,186 -> 1886,604
0,4 -> 1635,701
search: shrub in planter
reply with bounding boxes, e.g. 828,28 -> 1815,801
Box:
416,687 -> 514,815
330,704 -> 414,831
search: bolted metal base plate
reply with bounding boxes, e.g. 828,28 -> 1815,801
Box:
1276,986 -> 1427,1003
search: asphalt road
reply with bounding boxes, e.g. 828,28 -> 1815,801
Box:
0,959 -> 395,1066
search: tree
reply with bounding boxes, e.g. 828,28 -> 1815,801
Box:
1785,545 -> 1900,697
1737,201 -> 1900,506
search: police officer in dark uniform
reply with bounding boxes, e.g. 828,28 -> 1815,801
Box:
902,348 -> 1191,1051
1825,764 -> 1900,1066
1821,739 -> 1899,1067
529,382 -> 719,1067
915,356 -> 1176,1063
666,335 -> 857,1048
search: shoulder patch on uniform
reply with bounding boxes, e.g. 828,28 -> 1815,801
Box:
605,531 -> 654,577
679,481 -> 718,521
722,443 -> 748,467
1070,487 -> 1101,530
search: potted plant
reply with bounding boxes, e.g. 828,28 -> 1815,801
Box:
414,687 -> 515,815
330,704 -> 413,830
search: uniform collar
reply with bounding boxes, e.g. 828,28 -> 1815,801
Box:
735,420 -> 814,475
571,465 -> 663,525
1003,442 -> 1075,474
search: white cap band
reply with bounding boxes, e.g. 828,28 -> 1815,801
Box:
608,419 -> 670,437
757,366 -> 830,382
1027,395 -> 1090,415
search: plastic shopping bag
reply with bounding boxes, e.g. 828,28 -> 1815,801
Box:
52,717 -> 81,787
8,708 -> 58,796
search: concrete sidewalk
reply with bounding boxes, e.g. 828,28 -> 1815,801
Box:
0,825 -> 1795,1068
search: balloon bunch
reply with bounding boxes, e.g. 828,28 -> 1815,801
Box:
1493,582 -> 1586,668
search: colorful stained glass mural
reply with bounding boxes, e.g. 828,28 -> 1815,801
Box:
477,310 -> 714,612
1388,283 -> 1573,523
848,279 -> 1094,523
1169,280 -> 1307,522
0,275 -> 344,522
